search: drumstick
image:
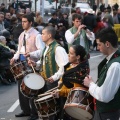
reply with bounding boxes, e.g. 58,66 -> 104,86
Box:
30,63 -> 36,73
27,57 -> 36,73
45,87 -> 58,93
38,89 -> 61,97
38,92 -> 51,97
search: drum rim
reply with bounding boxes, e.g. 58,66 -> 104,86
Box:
64,105 -> 93,120
35,94 -> 54,102
23,73 -> 45,90
71,87 -> 88,91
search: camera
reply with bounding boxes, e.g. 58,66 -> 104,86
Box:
84,26 -> 87,30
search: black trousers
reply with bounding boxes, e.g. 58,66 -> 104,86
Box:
18,79 -> 38,116
93,110 -> 120,120
57,97 -> 71,120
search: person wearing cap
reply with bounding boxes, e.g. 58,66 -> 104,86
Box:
83,9 -> 97,31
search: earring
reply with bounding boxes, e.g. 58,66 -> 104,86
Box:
77,59 -> 79,63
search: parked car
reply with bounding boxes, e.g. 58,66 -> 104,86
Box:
44,1 -> 59,14
76,2 -> 92,13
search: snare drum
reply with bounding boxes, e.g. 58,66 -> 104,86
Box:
10,61 -> 26,79
10,61 -> 33,80
35,94 -> 59,119
64,87 -> 94,120
20,73 -> 45,98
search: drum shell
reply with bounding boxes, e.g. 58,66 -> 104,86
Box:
64,87 -> 94,120
10,61 -> 33,80
35,95 -> 60,119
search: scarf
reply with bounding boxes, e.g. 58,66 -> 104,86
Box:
62,60 -> 89,88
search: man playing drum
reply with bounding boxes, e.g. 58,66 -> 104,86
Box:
84,27 -> 120,120
10,14 -> 45,120
27,26 -> 69,120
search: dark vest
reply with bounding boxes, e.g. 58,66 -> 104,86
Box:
96,50 -> 120,113
40,41 -> 59,80
69,26 -> 89,54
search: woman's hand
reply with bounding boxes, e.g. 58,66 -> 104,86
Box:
58,81 -> 62,88
51,89 -> 60,98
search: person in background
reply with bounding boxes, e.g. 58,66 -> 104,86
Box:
4,12 -> 11,30
35,11 -> 43,25
65,13 -> 95,56
68,9 -> 76,28
11,0 -> 17,10
0,36 -> 14,85
0,3 -> 8,13
93,2 -> 97,13
0,12 -> 8,35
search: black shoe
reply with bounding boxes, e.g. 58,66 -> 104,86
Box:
1,79 -> 11,85
27,115 -> 38,120
9,78 -> 16,83
15,111 -> 30,117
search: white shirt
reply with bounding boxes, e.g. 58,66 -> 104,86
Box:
65,29 -> 95,47
89,52 -> 120,103
13,28 -> 45,60
30,45 -> 69,81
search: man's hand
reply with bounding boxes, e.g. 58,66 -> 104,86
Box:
10,49 -> 15,53
47,77 -> 54,83
10,58 -> 15,65
28,59 -> 36,67
84,75 -> 93,87
24,52 -> 30,58
78,24 -> 86,32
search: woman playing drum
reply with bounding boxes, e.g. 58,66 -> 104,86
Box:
52,45 -> 93,120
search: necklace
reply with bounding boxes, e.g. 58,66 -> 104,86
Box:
71,63 -> 79,67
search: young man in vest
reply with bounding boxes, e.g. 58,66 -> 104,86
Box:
65,13 -> 95,55
10,14 -> 45,120
27,26 -> 69,120
84,27 -> 120,120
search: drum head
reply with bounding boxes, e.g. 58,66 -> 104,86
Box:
36,94 -> 53,102
23,73 -> 45,90
65,106 -> 92,120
